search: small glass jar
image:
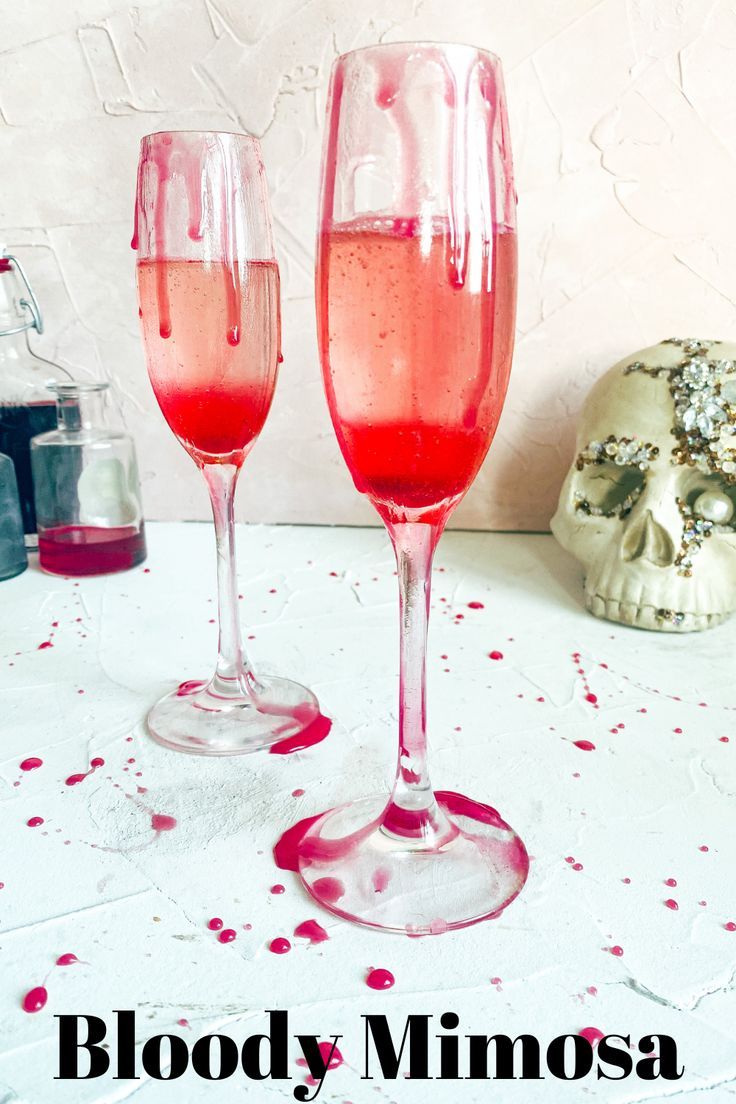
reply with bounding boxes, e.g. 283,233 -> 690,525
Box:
30,382 -> 147,576
0,451 -> 28,580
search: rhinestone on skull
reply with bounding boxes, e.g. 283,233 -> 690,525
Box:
574,436 -> 658,519
625,339 -> 736,482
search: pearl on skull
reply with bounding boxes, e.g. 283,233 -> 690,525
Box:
693,489 -> 734,525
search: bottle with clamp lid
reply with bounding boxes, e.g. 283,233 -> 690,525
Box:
0,252 -> 62,544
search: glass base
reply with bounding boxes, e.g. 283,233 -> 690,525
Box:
296,791 -> 529,934
147,674 -> 322,756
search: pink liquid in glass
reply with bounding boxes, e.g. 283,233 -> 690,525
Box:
318,218 -> 517,526
137,259 -> 280,465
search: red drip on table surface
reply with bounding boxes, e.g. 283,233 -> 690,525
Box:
22,986 -> 48,1013
269,937 -> 291,955
65,758 -> 105,786
273,813 -> 322,872
20,757 -> 43,772
294,919 -> 329,944
297,1041 -> 343,1070
366,968 -> 395,990
269,713 -> 332,755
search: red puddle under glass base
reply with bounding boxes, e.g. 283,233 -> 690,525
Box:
147,674 -> 324,757
292,790 -> 529,935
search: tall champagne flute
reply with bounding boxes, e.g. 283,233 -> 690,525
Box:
294,44 -> 528,931
135,131 -> 325,755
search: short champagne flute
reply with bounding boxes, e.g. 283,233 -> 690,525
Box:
135,130 -> 326,755
293,44 -> 528,931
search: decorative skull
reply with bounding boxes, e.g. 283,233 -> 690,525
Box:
551,338 -> 736,632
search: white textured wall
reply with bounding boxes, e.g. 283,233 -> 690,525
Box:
2,0 -> 735,529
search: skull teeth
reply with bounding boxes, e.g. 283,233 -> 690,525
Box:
585,592 -> 725,633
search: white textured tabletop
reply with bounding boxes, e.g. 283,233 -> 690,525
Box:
1,523 -> 735,1103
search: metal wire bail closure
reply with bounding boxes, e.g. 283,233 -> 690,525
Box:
0,253 -> 44,337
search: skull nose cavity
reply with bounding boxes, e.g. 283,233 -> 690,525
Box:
621,509 -> 675,567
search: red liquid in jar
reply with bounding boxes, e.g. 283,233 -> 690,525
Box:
317,219 -> 517,526
38,523 -> 147,576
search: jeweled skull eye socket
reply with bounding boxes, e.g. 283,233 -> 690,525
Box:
683,473 -> 736,525
573,436 -> 657,519
575,462 -> 647,518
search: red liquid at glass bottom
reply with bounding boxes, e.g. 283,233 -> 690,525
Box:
339,422 -> 491,526
38,524 -> 147,576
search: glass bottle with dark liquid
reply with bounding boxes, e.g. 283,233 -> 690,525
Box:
0,255 -> 58,544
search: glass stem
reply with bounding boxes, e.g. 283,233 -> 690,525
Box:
202,463 -> 260,699
384,520 -> 451,845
